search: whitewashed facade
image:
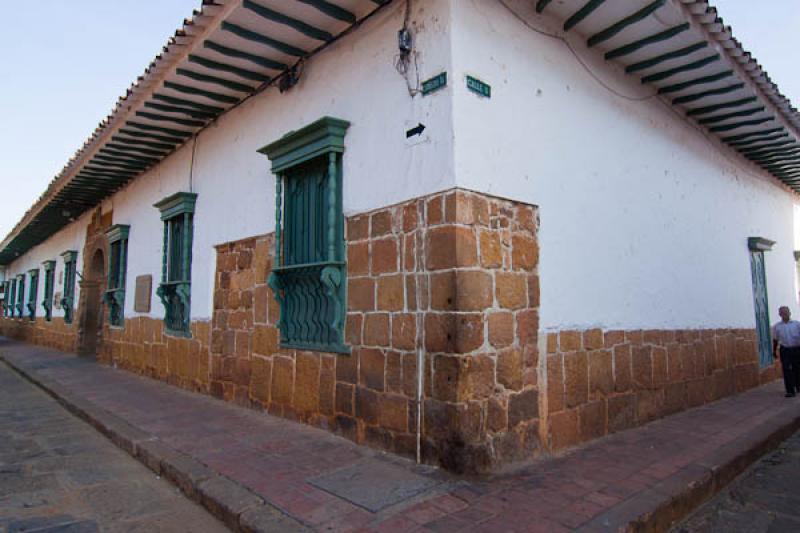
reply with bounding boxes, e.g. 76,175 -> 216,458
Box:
1,0 -> 798,471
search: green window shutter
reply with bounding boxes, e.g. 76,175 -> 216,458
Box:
42,260 -> 55,321
259,117 -> 350,354
27,269 -> 39,320
104,225 -> 130,327
3,281 -> 11,317
16,274 -> 25,318
61,250 -> 78,324
153,193 -> 196,336
748,237 -> 775,367
167,216 -> 188,282
8,280 -> 15,318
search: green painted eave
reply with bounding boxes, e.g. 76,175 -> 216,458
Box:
105,224 -> 130,243
258,116 -> 350,173
154,192 -> 197,220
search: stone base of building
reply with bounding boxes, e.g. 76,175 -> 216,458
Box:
0,316 -> 77,353
99,318 -> 211,394
544,328 -> 779,450
200,187 -> 542,474
0,187 -> 782,473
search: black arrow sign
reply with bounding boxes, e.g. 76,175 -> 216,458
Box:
406,123 -> 426,138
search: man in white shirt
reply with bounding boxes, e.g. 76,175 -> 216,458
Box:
772,306 -> 800,397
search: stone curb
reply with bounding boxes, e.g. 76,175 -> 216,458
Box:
577,409 -> 800,532
0,353 -> 309,533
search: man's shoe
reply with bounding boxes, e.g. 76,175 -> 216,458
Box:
786,392 -> 796,398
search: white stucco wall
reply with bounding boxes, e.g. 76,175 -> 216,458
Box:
5,0 -> 456,323
449,0 -> 800,331
4,211 -> 91,320
11,0 -> 798,335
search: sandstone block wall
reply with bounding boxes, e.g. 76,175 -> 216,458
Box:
99,318 -> 211,394
201,188 -> 542,473
0,317 -> 76,353
544,327 -> 779,450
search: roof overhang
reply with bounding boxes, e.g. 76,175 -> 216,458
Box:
0,0 -> 390,265
523,0 -> 800,186
3,0 -> 799,264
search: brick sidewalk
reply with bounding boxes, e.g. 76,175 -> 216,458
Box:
2,338 -> 798,532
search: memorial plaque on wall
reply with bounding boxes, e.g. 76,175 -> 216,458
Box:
134,275 -> 152,313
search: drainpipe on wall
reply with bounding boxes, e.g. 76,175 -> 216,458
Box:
391,0 -> 427,463
415,231 -> 426,465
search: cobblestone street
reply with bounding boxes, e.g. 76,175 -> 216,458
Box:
0,363 -> 227,533
674,429 -> 800,533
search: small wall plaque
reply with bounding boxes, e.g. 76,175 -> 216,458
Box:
134,275 -> 152,313
466,75 -> 491,98
422,72 -> 447,96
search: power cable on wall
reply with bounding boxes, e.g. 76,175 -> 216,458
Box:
188,135 -> 198,193
497,0 -> 657,102
496,0 -> 790,189
395,0 -> 421,97
393,0 -> 425,463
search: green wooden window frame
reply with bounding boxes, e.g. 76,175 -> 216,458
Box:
259,117 -> 350,354
42,260 -> 55,322
15,274 -> 25,318
27,269 -> 39,321
7,280 -> 15,317
103,225 -> 130,327
61,250 -> 78,324
748,237 -> 774,368
2,281 -> 9,317
154,192 -> 196,337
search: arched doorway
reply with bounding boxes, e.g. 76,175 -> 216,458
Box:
78,248 -> 106,356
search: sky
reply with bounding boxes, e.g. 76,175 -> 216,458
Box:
0,0 -> 799,240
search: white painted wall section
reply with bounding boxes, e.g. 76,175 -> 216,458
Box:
5,0 -> 458,323
449,0 -> 800,331
4,211 -> 91,320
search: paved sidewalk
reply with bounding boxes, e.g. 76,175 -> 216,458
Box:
673,429 -> 800,532
0,361 -> 227,533
2,338 -> 799,532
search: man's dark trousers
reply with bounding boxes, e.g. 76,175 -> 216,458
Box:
779,346 -> 800,394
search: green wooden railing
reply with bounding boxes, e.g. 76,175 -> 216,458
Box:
269,261 -> 347,353
156,281 -> 191,334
